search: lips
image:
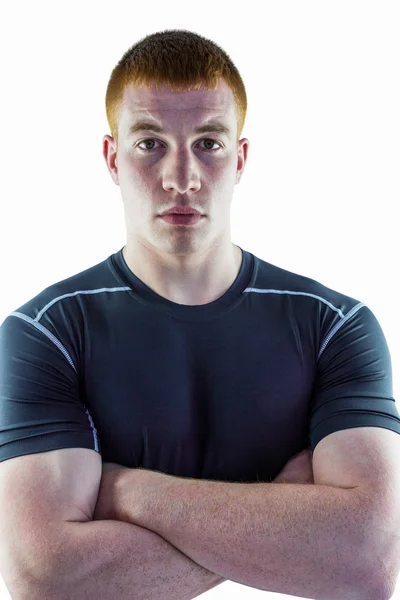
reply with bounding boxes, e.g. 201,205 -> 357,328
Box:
162,207 -> 202,216
160,213 -> 203,225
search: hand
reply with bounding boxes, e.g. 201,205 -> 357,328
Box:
273,448 -> 314,485
93,462 -> 131,521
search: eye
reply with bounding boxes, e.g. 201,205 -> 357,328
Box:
136,138 -> 222,153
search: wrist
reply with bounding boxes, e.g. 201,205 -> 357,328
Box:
113,467 -> 137,523
116,467 -> 161,526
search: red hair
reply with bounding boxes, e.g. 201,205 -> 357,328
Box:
105,29 -> 247,146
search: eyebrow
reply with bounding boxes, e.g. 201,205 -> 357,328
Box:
127,121 -> 231,138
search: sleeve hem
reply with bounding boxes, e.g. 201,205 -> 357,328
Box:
0,432 -> 100,464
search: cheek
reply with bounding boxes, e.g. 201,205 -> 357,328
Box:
122,164 -> 152,193
209,156 -> 237,180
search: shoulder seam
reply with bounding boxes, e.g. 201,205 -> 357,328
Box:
317,302 -> 366,360
9,312 -> 77,374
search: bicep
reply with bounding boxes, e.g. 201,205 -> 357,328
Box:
0,447 -> 102,591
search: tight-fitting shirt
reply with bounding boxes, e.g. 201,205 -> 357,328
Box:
1,246 -> 399,482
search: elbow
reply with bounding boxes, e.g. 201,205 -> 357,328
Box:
7,571 -> 66,600
1,565 -> 48,600
5,541 -> 69,599
353,554 -> 398,600
362,579 -> 397,600
372,568 -> 398,600
362,534 -> 400,599
341,571 -> 392,600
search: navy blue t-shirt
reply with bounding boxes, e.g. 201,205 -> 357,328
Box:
1,246 -> 399,482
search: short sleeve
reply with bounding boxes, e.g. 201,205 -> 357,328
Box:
0,313 -> 101,463
309,304 -> 400,452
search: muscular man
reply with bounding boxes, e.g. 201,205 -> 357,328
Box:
1,29 -> 399,600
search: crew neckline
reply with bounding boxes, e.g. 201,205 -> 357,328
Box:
109,245 -> 255,321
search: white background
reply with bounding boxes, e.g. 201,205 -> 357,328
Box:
1,1 -> 399,598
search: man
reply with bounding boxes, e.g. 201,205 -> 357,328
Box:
107,78 -> 246,307
1,30 -> 399,600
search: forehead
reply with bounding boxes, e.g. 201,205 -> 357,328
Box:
119,79 -> 235,127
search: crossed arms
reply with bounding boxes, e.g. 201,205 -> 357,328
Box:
83,465 -> 390,600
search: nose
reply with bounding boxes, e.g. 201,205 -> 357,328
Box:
161,151 -> 202,195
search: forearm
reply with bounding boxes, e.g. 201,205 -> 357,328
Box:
128,473 -> 379,600
23,519 -> 225,600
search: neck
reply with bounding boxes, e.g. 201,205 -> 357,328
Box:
122,242 -> 243,306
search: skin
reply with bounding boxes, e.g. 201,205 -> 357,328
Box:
93,450 -> 315,522
102,79 -> 250,305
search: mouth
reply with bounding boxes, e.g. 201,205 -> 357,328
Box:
159,214 -> 204,226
